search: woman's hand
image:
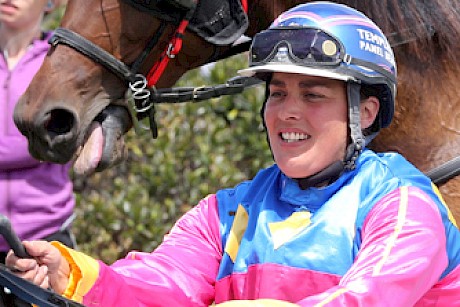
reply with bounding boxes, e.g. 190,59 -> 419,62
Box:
5,241 -> 70,295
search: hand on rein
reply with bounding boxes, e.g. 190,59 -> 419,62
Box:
5,241 -> 70,295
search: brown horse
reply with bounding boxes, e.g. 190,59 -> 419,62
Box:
13,0 -> 460,225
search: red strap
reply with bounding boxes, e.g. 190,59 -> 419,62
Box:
241,0 -> 248,13
146,19 -> 189,87
146,0 -> 248,87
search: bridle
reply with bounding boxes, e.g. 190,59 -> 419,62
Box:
49,0 -> 255,139
48,0 -> 196,135
50,0 -> 198,86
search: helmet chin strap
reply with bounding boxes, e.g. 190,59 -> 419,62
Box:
296,81 -> 364,189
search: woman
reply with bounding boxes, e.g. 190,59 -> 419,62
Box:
6,2 -> 460,306
0,0 -> 75,260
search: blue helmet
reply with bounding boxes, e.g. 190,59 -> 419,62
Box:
239,1 -> 397,130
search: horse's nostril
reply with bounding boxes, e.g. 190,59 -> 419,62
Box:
44,109 -> 75,136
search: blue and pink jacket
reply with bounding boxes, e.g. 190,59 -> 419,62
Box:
58,149 -> 460,306
0,32 -> 75,252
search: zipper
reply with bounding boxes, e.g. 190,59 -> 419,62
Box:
2,69 -> 12,218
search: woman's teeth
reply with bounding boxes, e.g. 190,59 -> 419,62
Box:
281,132 -> 310,143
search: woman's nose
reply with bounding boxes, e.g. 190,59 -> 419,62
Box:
278,97 -> 302,120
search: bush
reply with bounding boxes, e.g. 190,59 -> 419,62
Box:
73,55 -> 273,263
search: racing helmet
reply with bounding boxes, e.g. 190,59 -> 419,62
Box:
238,1 -> 398,186
239,1 -> 397,130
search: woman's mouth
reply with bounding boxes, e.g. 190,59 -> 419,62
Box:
0,2 -> 18,14
280,132 -> 311,143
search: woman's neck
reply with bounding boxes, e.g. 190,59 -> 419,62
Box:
0,22 -> 42,69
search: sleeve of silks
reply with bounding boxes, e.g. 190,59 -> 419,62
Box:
294,186 -> 448,307
53,194 -> 223,307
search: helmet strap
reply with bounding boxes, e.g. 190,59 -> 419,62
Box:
296,160 -> 345,189
344,81 -> 364,170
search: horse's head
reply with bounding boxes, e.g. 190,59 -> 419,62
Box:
14,0 -> 246,176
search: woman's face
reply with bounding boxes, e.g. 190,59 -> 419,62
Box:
264,72 -> 349,178
0,0 -> 48,30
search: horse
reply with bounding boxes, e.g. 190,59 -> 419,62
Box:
12,0 -> 460,225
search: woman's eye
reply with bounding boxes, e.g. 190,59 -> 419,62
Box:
303,93 -> 320,99
304,92 -> 324,99
269,90 -> 284,98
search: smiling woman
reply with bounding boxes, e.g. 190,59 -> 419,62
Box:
5,3 -> 460,306
263,74 -> 351,180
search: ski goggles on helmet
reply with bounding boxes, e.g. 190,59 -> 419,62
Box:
250,28 -> 346,67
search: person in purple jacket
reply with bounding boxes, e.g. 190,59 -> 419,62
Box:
5,2 -> 460,306
0,0 -> 75,264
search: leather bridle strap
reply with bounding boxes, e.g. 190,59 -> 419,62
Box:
146,17 -> 192,86
49,26 -> 167,85
50,28 -> 137,84
0,264 -> 85,307
49,1 -> 196,87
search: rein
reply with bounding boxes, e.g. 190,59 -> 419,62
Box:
427,156 -> 460,185
0,265 -> 85,307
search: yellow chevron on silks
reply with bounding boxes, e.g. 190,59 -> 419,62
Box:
225,204 -> 249,262
432,183 -> 458,228
269,211 -> 312,249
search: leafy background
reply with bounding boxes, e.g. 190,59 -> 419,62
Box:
44,6 -> 273,264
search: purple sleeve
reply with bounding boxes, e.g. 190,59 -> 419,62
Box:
296,186 -> 448,306
83,194 -> 223,307
0,136 -> 40,170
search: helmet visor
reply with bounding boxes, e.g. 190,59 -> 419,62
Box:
250,28 -> 344,67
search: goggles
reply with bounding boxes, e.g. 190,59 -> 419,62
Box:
250,28 -> 345,67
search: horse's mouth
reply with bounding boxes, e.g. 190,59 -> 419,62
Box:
73,122 -> 104,176
72,105 -> 131,177
28,137 -> 77,164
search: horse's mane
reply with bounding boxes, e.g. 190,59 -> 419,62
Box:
249,0 -> 460,69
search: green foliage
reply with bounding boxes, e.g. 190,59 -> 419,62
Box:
73,54 -> 273,264
43,5 -> 66,30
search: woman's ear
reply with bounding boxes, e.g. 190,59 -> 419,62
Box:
360,96 -> 380,129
